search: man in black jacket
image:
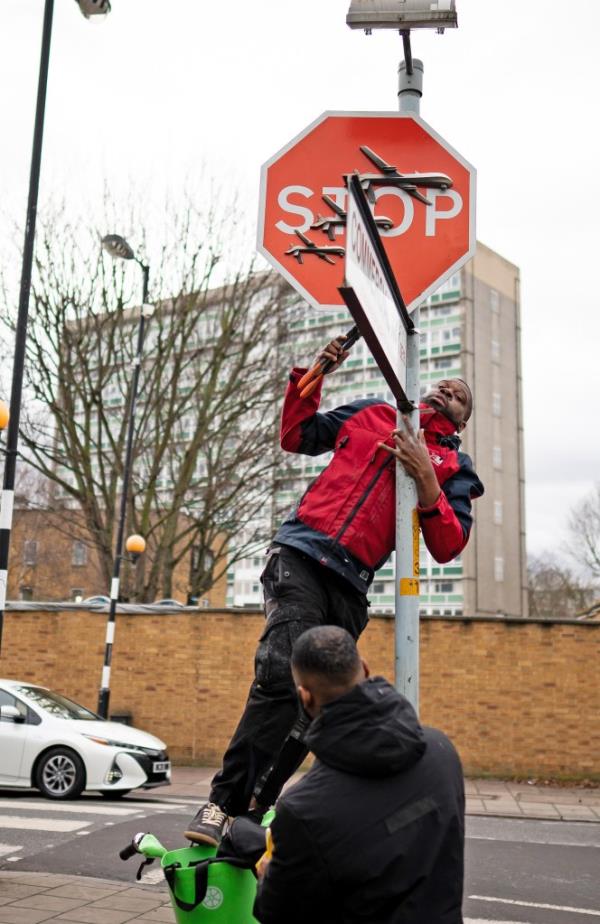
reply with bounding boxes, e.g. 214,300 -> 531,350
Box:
254,626 -> 465,924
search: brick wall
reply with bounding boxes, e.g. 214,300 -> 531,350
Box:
2,607 -> 598,779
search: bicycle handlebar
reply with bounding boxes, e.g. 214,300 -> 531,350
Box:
119,841 -> 138,861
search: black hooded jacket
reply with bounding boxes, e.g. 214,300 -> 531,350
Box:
254,677 -> 465,924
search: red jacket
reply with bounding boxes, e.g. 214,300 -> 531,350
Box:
273,368 -> 484,594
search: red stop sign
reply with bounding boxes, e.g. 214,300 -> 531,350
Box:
258,112 -> 475,311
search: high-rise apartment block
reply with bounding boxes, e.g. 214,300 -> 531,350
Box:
227,241 -> 527,618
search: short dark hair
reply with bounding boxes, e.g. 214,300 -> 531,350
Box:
291,626 -> 360,683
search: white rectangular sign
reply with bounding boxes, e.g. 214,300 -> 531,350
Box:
345,184 -> 407,393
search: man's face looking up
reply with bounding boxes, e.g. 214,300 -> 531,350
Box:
422,379 -> 472,431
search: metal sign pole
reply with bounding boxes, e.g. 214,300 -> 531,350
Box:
394,57 -> 424,709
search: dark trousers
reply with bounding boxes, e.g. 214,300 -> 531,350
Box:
209,544 -> 369,815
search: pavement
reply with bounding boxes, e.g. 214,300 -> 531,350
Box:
167,766 -> 600,823
0,767 -> 598,923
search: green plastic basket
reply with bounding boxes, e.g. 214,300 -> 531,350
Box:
161,843 -> 259,924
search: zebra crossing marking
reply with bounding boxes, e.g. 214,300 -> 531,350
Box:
470,895 -> 600,917
0,797 -> 189,814
0,815 -> 90,833
0,843 -> 22,858
141,866 -> 166,885
0,799 -> 144,816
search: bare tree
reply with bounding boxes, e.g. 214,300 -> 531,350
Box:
527,553 -> 597,620
0,200 -> 300,602
13,456 -> 53,510
566,483 -> 600,581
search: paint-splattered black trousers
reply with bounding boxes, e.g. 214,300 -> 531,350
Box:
209,544 -> 369,815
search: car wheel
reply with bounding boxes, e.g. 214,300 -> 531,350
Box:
100,789 -> 131,799
36,747 -> 85,800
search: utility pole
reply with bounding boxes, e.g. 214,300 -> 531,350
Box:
97,235 -> 150,719
0,0 -> 111,656
346,0 -> 460,711
394,54 -> 424,710
0,0 -> 55,655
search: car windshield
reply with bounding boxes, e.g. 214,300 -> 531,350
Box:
14,686 -> 99,721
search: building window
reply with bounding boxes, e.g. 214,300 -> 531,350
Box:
72,541 -> 87,567
434,358 -> 453,370
493,446 -> 502,469
494,556 -> 504,582
494,500 -> 503,525
23,540 -> 38,567
491,339 -> 500,361
490,289 -> 500,313
435,581 -> 454,593
19,585 -> 33,601
372,582 -> 385,594
492,392 -> 502,416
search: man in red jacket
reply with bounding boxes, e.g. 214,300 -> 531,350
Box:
185,336 -> 483,845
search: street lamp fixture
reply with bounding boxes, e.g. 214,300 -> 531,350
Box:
346,0 -> 457,31
75,0 -> 111,18
101,234 -> 135,262
125,533 -> 146,564
97,235 -> 150,719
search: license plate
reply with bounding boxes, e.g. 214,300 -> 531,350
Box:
152,761 -> 170,773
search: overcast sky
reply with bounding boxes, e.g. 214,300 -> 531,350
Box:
1,0 -> 599,562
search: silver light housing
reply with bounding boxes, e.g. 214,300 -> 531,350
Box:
101,235 -> 135,261
75,0 -> 111,19
347,0 -> 457,30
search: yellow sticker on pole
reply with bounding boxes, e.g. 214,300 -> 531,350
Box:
412,508 -> 420,577
400,578 -> 420,596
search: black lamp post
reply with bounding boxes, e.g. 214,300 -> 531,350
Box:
0,0 -> 111,656
97,235 -> 150,719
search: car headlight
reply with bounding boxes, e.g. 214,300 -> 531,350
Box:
82,734 -> 153,754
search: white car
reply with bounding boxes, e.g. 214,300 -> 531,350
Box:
0,679 -> 170,800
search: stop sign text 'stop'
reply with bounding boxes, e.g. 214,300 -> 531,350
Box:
258,112 -> 476,312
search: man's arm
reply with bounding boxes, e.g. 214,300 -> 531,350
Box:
254,803 -> 334,924
280,336 -> 351,455
421,456 -> 483,562
378,417 -> 484,563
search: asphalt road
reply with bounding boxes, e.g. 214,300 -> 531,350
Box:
464,816 -> 600,923
1,788 -> 599,922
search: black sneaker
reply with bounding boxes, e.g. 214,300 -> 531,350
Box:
184,802 -> 229,846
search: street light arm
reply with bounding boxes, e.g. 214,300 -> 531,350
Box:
138,262 -> 150,304
401,29 -> 413,76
